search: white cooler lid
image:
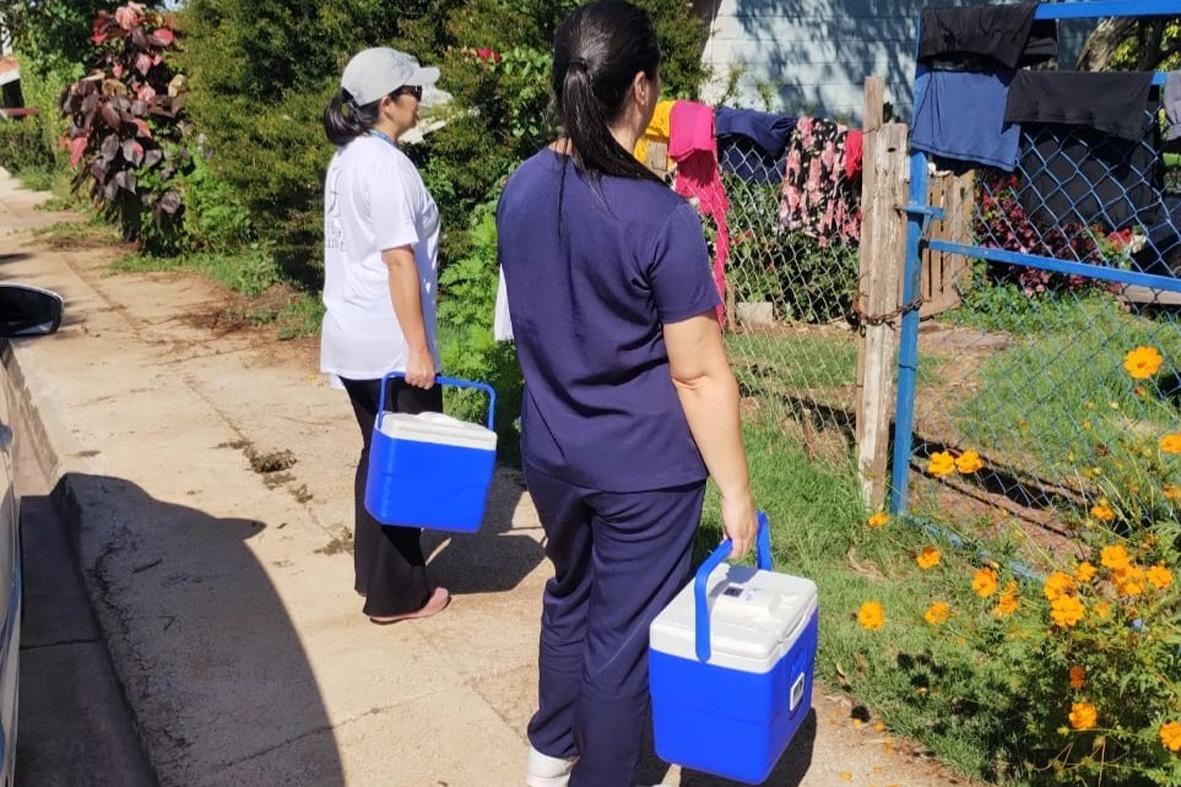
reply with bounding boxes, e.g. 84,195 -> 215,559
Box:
378,412 -> 498,451
650,565 -> 818,673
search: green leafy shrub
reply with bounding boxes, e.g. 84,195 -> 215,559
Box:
436,200 -> 523,465
0,116 -> 55,174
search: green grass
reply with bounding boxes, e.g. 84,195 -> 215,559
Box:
33,215 -> 122,247
272,294 -> 325,340
114,247 -> 280,297
950,295 -> 1181,486
111,246 -> 322,340
699,413 -> 1030,781
727,332 -> 859,390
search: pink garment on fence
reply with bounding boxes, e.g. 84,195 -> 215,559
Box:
669,100 -> 728,323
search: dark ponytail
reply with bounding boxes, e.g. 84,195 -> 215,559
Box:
552,1 -> 663,184
323,89 -> 382,146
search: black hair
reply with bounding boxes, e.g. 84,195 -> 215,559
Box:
552,0 -> 663,183
323,88 -> 383,146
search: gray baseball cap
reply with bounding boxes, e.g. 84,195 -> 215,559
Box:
341,47 -> 441,106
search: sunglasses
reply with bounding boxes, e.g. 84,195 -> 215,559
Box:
391,85 -> 423,102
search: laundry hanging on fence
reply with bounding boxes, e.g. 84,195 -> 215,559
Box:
1166,73 -> 1181,143
845,129 -> 863,180
670,100 -> 728,322
634,99 -> 675,168
1005,71 -> 1155,142
1016,124 -> 1162,234
715,107 -> 796,185
778,117 -> 860,246
917,3 -> 1057,70
911,66 -> 1022,171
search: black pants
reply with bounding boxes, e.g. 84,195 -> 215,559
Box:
342,377 -> 444,617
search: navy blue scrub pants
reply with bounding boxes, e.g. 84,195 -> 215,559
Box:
524,463 -> 706,787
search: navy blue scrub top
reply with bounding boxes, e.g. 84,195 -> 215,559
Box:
497,149 -> 721,493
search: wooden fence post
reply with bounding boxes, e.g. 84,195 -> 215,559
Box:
854,77 -> 909,509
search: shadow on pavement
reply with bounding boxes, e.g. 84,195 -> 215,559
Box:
636,710 -> 818,787
35,474 -> 346,786
422,470 -> 545,596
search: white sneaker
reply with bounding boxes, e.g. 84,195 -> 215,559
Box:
525,747 -> 577,787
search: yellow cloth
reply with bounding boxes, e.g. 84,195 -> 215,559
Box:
634,99 -> 675,164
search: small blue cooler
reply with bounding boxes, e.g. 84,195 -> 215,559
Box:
649,513 -> 819,784
364,373 -> 497,533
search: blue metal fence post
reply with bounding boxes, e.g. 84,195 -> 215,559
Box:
888,152 -> 929,515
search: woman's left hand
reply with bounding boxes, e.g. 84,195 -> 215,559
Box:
405,347 -> 437,389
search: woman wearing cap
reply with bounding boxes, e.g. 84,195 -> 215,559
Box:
320,48 -> 449,624
497,2 -> 758,785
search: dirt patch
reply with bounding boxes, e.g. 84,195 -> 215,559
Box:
262,472 -> 295,490
315,529 -> 354,556
245,446 -> 297,475
289,484 -> 313,504
181,284 -> 302,338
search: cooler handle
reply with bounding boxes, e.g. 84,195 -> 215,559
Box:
694,511 -> 773,663
377,373 -> 497,431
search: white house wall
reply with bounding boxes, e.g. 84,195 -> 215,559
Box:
697,0 -> 1092,123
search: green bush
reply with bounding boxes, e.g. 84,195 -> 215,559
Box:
0,117 -> 55,174
436,200 -> 524,465
178,0 -> 709,286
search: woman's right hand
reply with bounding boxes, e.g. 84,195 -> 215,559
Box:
720,489 -> 758,561
405,347 -> 436,389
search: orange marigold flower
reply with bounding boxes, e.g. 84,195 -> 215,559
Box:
1161,721 -> 1181,752
1091,503 -> 1116,522
993,582 -> 1020,618
924,602 -> 950,626
1123,346 -> 1163,379
1115,565 -> 1146,597
1069,702 -> 1098,731
1161,433 -> 1181,454
1069,666 -> 1086,690
1051,595 -> 1086,628
1075,562 -> 1096,583
1043,571 -> 1075,602
1100,544 -> 1132,572
973,567 -> 999,598
1165,485 -> 1181,501
866,511 -> 889,528
1146,564 -> 1173,591
916,546 -> 942,570
955,450 -> 984,474
927,451 -> 955,477
858,601 -> 884,631
1093,601 -> 1112,620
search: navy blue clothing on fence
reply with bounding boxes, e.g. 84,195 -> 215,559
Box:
496,149 -> 719,493
911,66 -> 1021,171
716,107 -> 796,184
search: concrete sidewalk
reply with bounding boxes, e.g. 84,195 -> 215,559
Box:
0,169 -> 967,787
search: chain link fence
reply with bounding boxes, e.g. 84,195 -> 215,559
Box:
903,97 -> 1181,544
711,142 -> 863,470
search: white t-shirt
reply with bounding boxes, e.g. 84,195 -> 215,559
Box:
320,135 -> 441,382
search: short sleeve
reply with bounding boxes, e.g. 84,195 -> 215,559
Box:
647,202 -> 721,323
369,156 -> 420,252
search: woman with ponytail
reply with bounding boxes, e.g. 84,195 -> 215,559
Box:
319,48 -> 451,624
497,3 -> 757,785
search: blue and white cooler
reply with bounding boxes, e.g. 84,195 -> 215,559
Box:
649,513 -> 819,784
364,373 -> 497,533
